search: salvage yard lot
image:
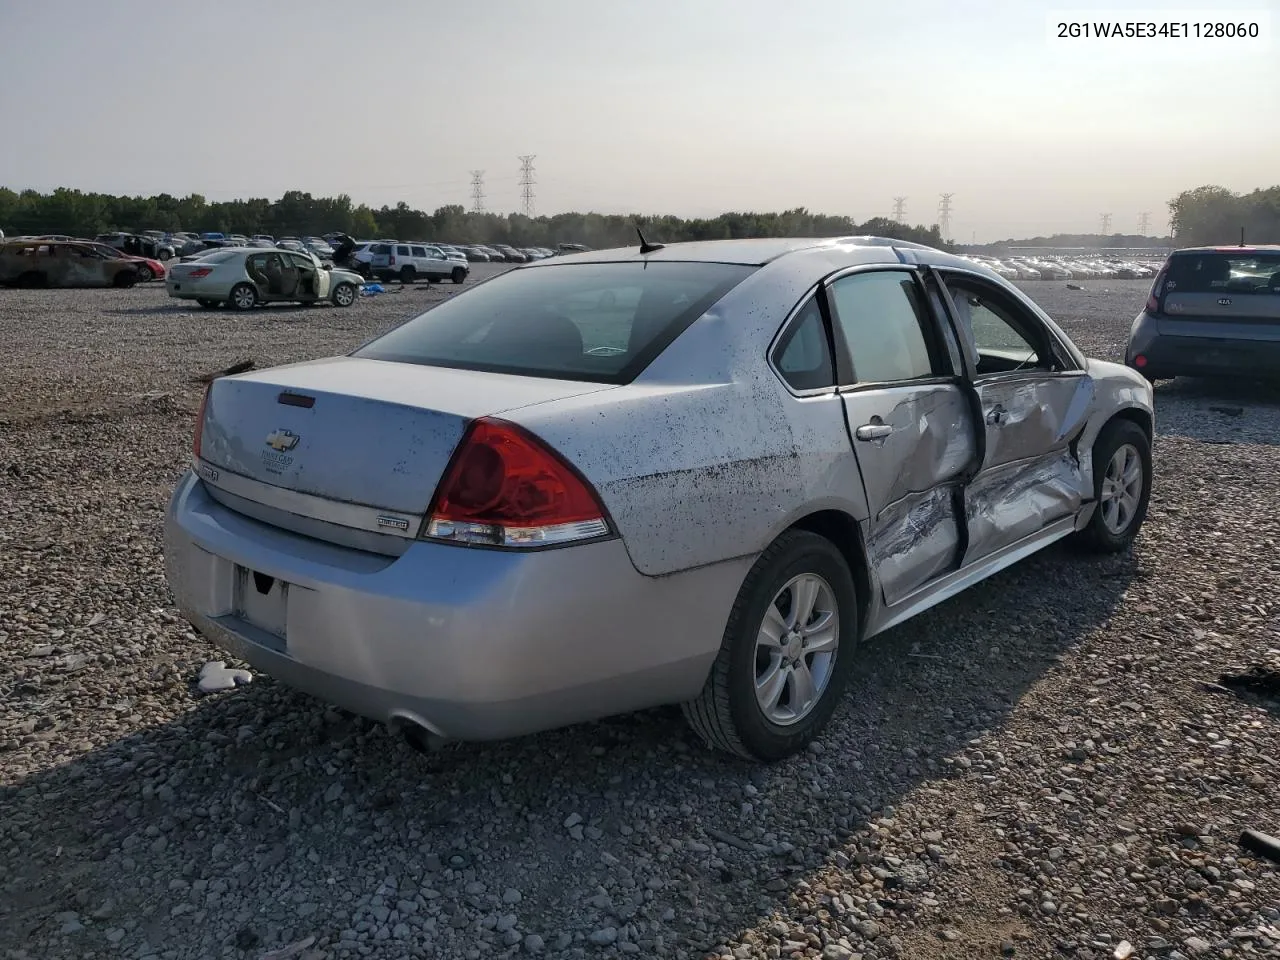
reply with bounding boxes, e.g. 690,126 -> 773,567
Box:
1,276 -> 1278,960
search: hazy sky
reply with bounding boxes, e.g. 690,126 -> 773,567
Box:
1,0 -> 1277,241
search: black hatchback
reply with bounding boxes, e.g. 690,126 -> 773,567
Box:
1126,245 -> 1280,380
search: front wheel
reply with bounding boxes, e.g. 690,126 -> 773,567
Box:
682,530 -> 859,762
331,282 -> 357,307
135,264 -> 154,282
228,283 -> 258,311
1072,418 -> 1152,553
451,266 -> 466,284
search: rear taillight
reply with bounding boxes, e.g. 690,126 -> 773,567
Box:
423,418 -> 610,548
189,267 -> 213,278
388,252 -> 396,265
193,384 -> 211,459
1145,265 -> 1168,313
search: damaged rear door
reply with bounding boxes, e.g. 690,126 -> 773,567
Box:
935,270 -> 1094,566
825,267 -> 980,606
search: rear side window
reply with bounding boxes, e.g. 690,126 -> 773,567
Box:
773,297 -> 834,391
353,261 -> 757,384
827,270 -> 937,383
411,246 -> 426,257
1166,252 -> 1280,294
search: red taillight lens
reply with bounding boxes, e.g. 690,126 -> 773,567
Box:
1145,265 -> 1168,313
193,384 -> 211,459
1134,354 -> 1147,369
424,418 -> 610,547
188,267 -> 213,278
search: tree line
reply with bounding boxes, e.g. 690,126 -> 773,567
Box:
0,187 -> 946,249
1168,185 -> 1280,247
4,182 -> 1273,250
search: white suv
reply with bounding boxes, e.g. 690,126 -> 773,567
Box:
363,242 -> 469,284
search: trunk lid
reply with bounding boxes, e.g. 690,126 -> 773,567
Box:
197,357 -> 614,515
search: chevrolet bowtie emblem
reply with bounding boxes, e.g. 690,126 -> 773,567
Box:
265,429 -> 300,452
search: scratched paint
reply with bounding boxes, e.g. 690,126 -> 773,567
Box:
963,448 -> 1085,564
866,484 -> 961,606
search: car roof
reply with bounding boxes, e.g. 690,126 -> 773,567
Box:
522,236 -> 965,268
1172,245 -> 1280,254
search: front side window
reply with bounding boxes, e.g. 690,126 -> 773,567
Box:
353,261 -> 757,384
943,277 -> 1044,374
826,270 -> 936,383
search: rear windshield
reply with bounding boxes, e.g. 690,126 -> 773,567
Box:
352,261 -> 757,383
192,250 -> 239,264
1166,252 -> 1280,294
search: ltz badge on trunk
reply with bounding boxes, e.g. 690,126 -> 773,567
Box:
262,428 -> 300,474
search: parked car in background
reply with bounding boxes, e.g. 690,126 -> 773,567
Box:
303,237 -> 335,260
165,247 -> 362,310
96,231 -> 176,262
80,241 -> 166,281
363,242 -> 469,284
1,239 -> 142,288
460,245 -> 490,262
1126,244 -> 1280,381
164,235 -> 1154,762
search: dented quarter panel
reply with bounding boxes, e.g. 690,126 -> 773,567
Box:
838,383 -> 977,604
511,255 -> 892,577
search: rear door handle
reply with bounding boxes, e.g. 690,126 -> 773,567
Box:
855,423 -> 893,441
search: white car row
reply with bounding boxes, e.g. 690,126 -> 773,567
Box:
961,254 -> 1161,281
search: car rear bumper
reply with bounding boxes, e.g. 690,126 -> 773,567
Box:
1128,332 -> 1280,379
164,471 -> 745,741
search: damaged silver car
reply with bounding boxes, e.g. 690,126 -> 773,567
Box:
164,236 -> 1155,763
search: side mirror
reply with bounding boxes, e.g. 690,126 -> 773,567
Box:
323,264 -> 332,271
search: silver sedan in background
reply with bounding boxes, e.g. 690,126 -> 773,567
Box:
164,236 -> 1155,762
165,247 -> 363,310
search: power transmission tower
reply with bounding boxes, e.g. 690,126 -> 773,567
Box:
891,196 -> 907,223
469,170 -> 486,214
1099,212 -> 1112,235
937,194 -> 954,243
517,155 -> 536,217
1137,211 -> 1151,236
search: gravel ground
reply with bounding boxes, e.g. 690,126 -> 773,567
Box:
1,274 -> 1278,960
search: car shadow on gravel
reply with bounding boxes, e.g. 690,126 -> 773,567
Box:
0,543 -> 1139,958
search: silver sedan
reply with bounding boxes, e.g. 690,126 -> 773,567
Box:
164,237 -> 1155,762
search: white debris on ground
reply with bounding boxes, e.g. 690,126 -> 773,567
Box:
196,661 -> 253,693
0,271 -> 1277,960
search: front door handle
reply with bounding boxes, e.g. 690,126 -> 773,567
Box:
985,405 -> 1007,426
855,422 -> 893,441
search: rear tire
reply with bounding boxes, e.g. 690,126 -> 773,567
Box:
113,270 -> 138,288
228,283 -> 258,311
682,530 -> 860,762
451,266 -> 466,284
1072,419 -> 1152,553
400,266 -> 416,285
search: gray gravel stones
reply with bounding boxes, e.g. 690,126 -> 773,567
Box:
1,277 -> 1278,959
